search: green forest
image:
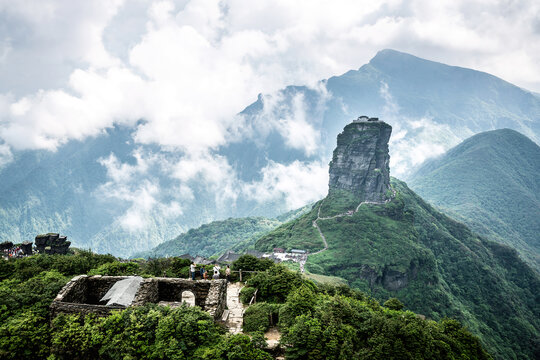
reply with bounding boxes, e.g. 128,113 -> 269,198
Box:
0,252 -> 494,359
255,179 -> 540,359
409,128 -> 540,271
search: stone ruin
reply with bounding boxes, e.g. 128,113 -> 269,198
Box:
35,233 -> 70,254
50,275 -> 227,320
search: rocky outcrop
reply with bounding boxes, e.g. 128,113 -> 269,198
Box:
328,118 -> 392,202
358,262 -> 418,292
35,233 -> 70,254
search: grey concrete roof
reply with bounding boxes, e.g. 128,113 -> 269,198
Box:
100,276 -> 143,307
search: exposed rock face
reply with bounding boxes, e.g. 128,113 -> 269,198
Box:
35,233 -> 71,254
328,118 -> 392,201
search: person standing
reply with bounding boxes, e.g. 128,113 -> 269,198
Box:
225,265 -> 231,282
200,266 -> 205,279
213,264 -> 221,280
190,263 -> 196,280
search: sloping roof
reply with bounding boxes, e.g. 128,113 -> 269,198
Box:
217,251 -> 241,263
100,276 -> 143,307
245,249 -> 264,258
178,253 -> 194,261
193,256 -> 213,265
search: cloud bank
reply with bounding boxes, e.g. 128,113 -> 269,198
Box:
0,0 -> 539,225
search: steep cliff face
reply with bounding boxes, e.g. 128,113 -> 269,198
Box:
328,119 -> 392,201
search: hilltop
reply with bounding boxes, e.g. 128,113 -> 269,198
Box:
409,129 -> 540,271
254,120 -> 540,359
134,204 -> 312,259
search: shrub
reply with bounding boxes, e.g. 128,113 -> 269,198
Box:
195,334 -> 272,360
87,261 -> 140,276
232,255 -> 274,272
278,285 -> 316,330
243,302 -> 281,333
246,264 -> 306,303
384,297 -> 404,311
0,310 -> 51,360
239,286 -> 257,305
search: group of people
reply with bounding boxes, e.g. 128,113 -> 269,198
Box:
190,263 -> 231,282
2,246 -> 24,259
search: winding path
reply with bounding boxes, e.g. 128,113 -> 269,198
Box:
307,188 -> 397,262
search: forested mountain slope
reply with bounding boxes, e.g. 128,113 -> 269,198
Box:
409,129 -> 540,271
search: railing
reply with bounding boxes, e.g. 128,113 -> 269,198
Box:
231,269 -> 263,282
249,288 -> 258,305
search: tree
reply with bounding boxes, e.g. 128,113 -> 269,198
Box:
383,298 -> 404,311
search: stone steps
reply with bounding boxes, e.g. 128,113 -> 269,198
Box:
225,282 -> 245,334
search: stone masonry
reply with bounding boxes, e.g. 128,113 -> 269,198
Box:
50,275 -> 227,320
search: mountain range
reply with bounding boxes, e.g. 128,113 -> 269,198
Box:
0,49 -> 539,257
409,129 -> 540,271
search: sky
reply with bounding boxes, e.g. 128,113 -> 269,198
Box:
0,0 -> 539,227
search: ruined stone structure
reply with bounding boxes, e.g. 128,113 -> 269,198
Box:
328,118 -> 392,202
50,275 -> 227,320
35,233 -> 70,254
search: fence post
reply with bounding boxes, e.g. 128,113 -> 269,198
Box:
239,269 -> 242,282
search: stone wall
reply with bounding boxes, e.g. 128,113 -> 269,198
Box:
204,279 -> 227,319
51,275 -> 227,320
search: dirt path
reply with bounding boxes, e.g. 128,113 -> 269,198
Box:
308,188 -> 397,261
264,327 -> 281,348
225,282 -> 244,334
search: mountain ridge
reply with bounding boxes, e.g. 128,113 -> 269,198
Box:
409,128 -> 540,270
1,49 -> 540,257
254,121 -> 540,359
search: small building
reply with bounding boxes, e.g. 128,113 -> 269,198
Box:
273,247 -> 285,253
354,115 -> 369,122
193,256 -> 214,265
216,251 -> 241,264
354,116 -> 379,122
178,253 -> 195,261
245,249 -> 264,258
290,249 -> 307,255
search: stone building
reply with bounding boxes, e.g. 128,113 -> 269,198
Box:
50,275 -> 227,320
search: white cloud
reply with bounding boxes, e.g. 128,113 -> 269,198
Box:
379,82 -> 463,178
1,0 -> 538,156
0,0 -> 538,224
243,160 -> 328,210
97,149 -> 185,231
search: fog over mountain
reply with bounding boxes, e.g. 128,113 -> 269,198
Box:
0,49 -> 538,257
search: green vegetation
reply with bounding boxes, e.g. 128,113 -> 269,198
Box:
0,250 -> 496,359
0,251 -> 270,359
50,305 -> 271,360
253,208 -> 323,252
134,217 -> 281,259
409,128 -> 540,271
320,189 -> 363,216
254,179 -> 540,359
240,263 -> 492,359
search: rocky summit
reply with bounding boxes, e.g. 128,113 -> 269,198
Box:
328,117 -> 392,201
